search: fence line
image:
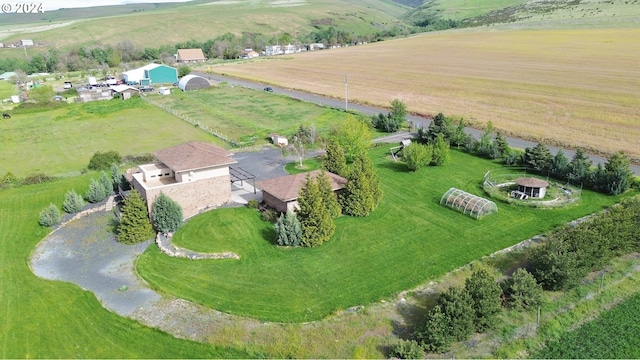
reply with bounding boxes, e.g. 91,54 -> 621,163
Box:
141,96 -> 241,148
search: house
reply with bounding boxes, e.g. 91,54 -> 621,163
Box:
242,48 -> 260,59
269,133 -> 288,147
130,142 -> 237,219
257,170 -> 347,213
122,63 -> 178,86
20,39 -> 34,47
307,43 -> 324,51
109,85 -> 139,100
177,74 -> 210,91
264,44 -> 305,56
176,49 -> 206,63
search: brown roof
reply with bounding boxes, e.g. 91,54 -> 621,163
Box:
516,177 -> 549,188
257,170 -> 347,202
177,49 -> 206,61
154,142 -> 236,172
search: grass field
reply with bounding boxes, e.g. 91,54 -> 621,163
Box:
0,97 -> 217,177
211,27 -> 640,162
0,175 -> 252,358
137,146 -> 632,323
148,85 -> 354,144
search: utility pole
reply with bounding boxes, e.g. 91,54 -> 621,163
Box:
344,74 -> 348,111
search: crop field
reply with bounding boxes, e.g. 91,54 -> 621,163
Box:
137,146 -> 631,323
212,27 -> 640,162
149,85 -> 356,144
0,97 -> 216,177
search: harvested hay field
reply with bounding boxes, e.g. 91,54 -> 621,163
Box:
212,28 -> 640,161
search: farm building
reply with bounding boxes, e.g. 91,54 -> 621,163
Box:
20,39 -> 34,46
440,187 -> 497,219
76,87 -> 113,102
177,75 -> 210,91
515,177 -> 549,199
176,49 -> 206,63
109,85 -> 139,100
122,63 -> 178,86
257,170 -> 347,213
269,134 -> 288,147
129,142 -> 237,219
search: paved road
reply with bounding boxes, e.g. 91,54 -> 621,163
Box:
195,71 -> 640,176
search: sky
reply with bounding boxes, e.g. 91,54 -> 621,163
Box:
42,0 -> 193,11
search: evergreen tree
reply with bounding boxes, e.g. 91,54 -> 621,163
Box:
524,143 -> 553,172
38,203 -> 61,227
117,190 -> 155,244
420,286 -> 474,352
297,174 -> 335,247
387,98 -> 407,132
603,151 -> 634,195
342,153 -> 383,217
550,149 -> 570,180
494,131 -> 510,157
426,112 -> 453,143
100,171 -> 113,197
464,269 -> 503,332
530,235 -> 580,291
430,133 -> 450,166
85,178 -> 107,203
62,189 -> 85,214
402,143 -> 432,171
316,170 -> 342,218
450,118 -> 467,148
501,268 -> 543,310
567,149 -> 592,184
110,164 -> 125,192
151,192 -> 183,234
322,138 -> 348,177
275,211 -> 302,246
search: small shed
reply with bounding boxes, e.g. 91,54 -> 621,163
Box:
515,177 -> 549,199
257,170 -> 347,213
158,87 -> 171,95
177,75 -> 210,91
109,85 -> 139,100
269,133 -> 288,147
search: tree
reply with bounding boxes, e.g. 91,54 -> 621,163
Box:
85,178 -> 107,203
341,153 -> 383,217
27,85 -> 55,103
117,190 -> 155,244
88,150 -> 122,171
297,174 -> 335,247
316,170 -> 342,218
38,203 -> 61,227
99,171 -> 113,197
529,235 -> 581,291
603,151 -> 634,195
493,131 -> 510,157
501,268 -> 543,310
332,115 -> 372,162
524,143 -> 553,173
178,64 -> 191,78
567,149 -> 592,184
402,143 -> 432,171
151,192 -> 183,234
550,149 -> 570,180
450,118 -> 467,148
430,134 -> 450,166
426,112 -> 453,143
419,286 -> 474,352
322,138 -> 348,177
418,304 -> 451,352
275,211 -> 302,246
464,269 -> 503,332
388,98 -> 407,132
62,189 -> 84,214
391,339 -> 424,359
110,164 -> 127,192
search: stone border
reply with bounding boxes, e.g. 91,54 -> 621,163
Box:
156,232 -> 240,260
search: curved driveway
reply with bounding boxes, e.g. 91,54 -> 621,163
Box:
195,71 -> 640,176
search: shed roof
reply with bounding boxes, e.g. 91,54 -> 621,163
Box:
154,142 -> 236,172
177,49 -> 206,61
109,85 -> 139,93
257,170 -> 347,202
178,74 -> 210,91
516,177 -> 549,188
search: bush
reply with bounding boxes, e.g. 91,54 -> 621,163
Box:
246,199 -> 259,209
391,339 -> 424,359
22,173 -> 56,185
402,143 -> 432,171
275,211 -> 302,246
85,178 -> 108,203
88,150 -> 122,171
261,209 -> 278,223
1,172 -> 20,188
38,203 -> 61,227
62,189 -> 85,214
151,192 -> 183,234
100,171 -> 113,196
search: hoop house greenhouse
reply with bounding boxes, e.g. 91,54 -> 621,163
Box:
440,187 -> 498,219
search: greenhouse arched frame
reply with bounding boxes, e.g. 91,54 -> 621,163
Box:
440,187 -> 498,219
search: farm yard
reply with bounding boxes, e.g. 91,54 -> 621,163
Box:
211,27 -> 640,162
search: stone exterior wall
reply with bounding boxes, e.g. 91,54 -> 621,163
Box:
262,191 -> 287,213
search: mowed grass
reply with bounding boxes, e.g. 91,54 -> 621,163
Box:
0,176 -> 251,358
137,146 -> 631,323
0,97 -> 216,177
151,86 -> 353,143
212,27 -> 640,161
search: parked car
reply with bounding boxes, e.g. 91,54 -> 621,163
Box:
263,86 -> 273,92
139,86 -> 154,93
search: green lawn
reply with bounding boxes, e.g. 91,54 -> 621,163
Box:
149,86 -> 357,144
137,146 -> 632,322
0,97 -> 217,177
0,176 -> 251,358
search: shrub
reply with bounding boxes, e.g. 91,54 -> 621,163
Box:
402,143 -> 432,171
501,268 -> 543,310
246,199 -> 259,209
38,203 -> 61,227
100,171 -> 113,196
117,190 -> 155,244
22,173 -> 56,185
123,153 -> 156,164
261,209 -> 278,223
391,339 -> 424,359
1,172 -> 20,188
275,211 -> 302,246
85,178 -> 108,203
62,189 -> 85,214
151,192 -> 183,234
88,150 -> 122,170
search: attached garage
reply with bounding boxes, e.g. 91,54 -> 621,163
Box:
178,75 -> 211,91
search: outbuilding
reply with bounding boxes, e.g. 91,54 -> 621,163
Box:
177,74 -> 210,91
515,177 -> 549,199
122,63 -> 178,86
